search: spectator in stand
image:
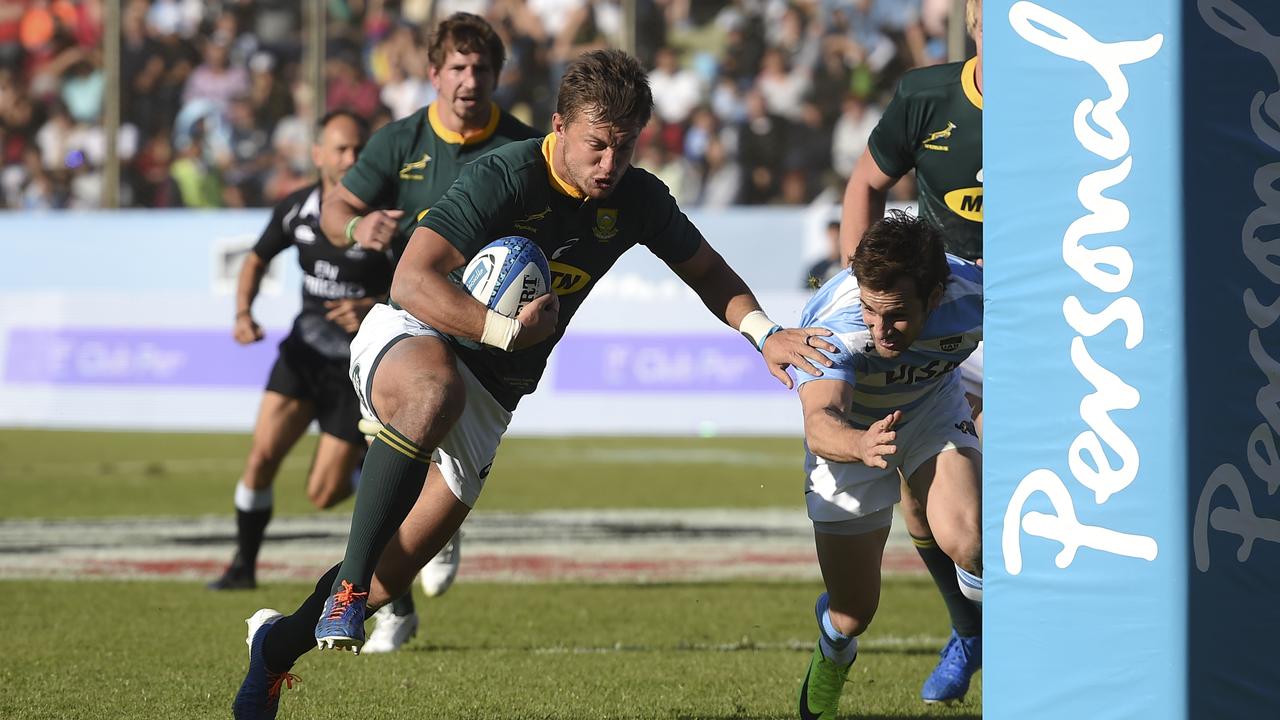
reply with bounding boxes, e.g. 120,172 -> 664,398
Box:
756,46 -> 810,122
811,36 -> 854,122
183,35 -> 249,113
170,117 -> 224,207
35,98 -> 78,171
832,93 -> 881,181
131,127 -> 178,207
784,99 -> 833,201
648,45 -> 701,128
690,134 -> 742,208
0,0 -> 963,210
222,94 -> 272,206
272,79 -> 316,180
737,88 -> 785,205
548,0 -> 619,81
60,55 -> 102,125
681,106 -> 719,166
248,51 -> 291,135
0,1 -> 22,71
767,2 -> 819,70
326,51 -> 381,119
709,73 -> 747,126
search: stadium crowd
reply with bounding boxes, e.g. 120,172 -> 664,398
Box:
0,0 -> 964,211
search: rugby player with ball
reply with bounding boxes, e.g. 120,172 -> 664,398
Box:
233,49 -> 835,719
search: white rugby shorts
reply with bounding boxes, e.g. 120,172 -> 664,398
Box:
804,373 -> 980,524
349,304 -> 511,508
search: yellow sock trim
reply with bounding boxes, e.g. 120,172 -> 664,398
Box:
910,534 -> 938,549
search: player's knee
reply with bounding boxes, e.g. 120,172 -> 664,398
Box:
939,531 -> 981,576
307,478 -> 351,510
901,501 -> 931,537
827,594 -> 879,637
244,446 -> 286,480
379,370 -> 465,446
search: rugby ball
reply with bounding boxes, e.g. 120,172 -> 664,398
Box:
462,236 -> 551,317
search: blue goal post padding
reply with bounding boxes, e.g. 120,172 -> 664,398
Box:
986,1 -> 1280,717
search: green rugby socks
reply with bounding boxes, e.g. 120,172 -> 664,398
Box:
330,425 -> 431,595
912,534 -> 982,637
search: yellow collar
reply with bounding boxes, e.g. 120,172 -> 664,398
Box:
541,133 -> 584,200
428,101 -> 500,145
962,57 -> 982,110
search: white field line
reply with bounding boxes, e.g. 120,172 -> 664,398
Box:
0,444 -> 799,479
0,508 -> 923,582
529,635 -> 949,654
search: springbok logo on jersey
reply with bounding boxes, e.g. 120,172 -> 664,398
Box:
515,205 -> 553,233
593,208 -> 619,240
923,122 -> 957,151
399,152 -> 431,180
549,261 -> 592,295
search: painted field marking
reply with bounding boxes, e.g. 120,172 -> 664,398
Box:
0,508 -> 924,582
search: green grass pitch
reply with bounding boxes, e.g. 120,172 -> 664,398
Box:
1,430 -> 981,718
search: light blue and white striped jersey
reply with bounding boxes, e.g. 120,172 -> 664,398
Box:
796,256 -> 983,429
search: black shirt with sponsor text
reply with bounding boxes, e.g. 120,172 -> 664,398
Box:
253,183 -> 394,359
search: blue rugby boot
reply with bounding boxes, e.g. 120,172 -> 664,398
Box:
315,580 -> 369,653
233,608 -> 300,720
921,629 -> 981,704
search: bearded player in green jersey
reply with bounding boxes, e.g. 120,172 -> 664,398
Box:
317,12 -> 539,655
321,12 -> 539,259
818,0 -> 984,709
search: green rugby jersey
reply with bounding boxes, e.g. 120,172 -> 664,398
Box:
340,102 -> 539,258
416,134 -> 704,410
868,57 -> 983,260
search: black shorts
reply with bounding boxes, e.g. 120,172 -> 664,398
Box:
265,332 -> 364,445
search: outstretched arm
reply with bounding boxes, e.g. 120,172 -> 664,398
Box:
667,239 -> 838,388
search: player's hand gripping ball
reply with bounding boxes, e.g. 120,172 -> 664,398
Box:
462,236 -> 551,317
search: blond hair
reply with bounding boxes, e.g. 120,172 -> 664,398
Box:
966,0 -> 981,41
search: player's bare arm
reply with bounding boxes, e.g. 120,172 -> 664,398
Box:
394,226 -> 559,348
233,251 -> 268,345
800,379 -> 900,468
668,239 -> 837,387
320,182 -> 404,252
839,150 -> 898,264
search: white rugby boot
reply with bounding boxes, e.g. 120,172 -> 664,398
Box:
418,530 -> 462,597
361,605 -> 420,654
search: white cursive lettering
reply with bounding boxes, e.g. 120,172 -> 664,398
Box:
1004,2 -> 1162,572
1195,0 -> 1280,572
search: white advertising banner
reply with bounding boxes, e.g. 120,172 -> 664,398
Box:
0,207 -> 835,436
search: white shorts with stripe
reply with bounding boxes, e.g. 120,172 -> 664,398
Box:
804,372 -> 980,524
349,304 -> 511,508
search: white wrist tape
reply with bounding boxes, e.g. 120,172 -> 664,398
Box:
480,310 -> 521,351
738,310 -> 781,351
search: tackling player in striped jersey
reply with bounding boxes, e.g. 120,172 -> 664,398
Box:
795,210 -> 982,718
838,0 -> 985,703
